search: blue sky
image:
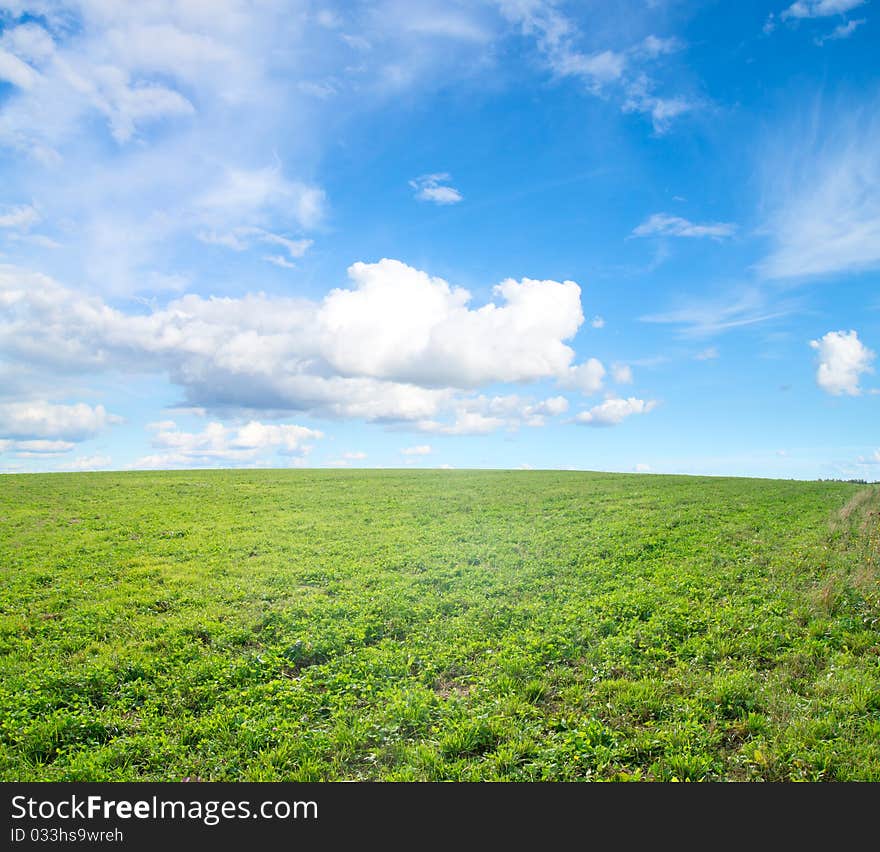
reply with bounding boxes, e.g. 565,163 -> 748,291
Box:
0,0 -> 877,478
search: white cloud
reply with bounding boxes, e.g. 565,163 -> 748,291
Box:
0,46 -> 40,89
591,315 -> 605,328
637,36 -> 681,59
7,232 -> 61,249
263,255 -> 296,269
641,287 -> 792,338
409,173 -> 463,205
634,463 -> 651,472
61,454 -> 112,470
575,397 -> 657,426
0,203 -> 39,229
857,449 -> 880,464
0,4 -> 337,293
259,232 -> 313,258
197,166 -> 326,231
197,227 -> 313,261
343,451 -> 367,460
815,18 -> 866,43
416,410 -> 505,435
621,79 -> 696,133
695,346 -> 719,361
611,364 -> 633,384
401,444 -> 432,455
1,260 -> 605,424
415,393 -> 569,433
316,259 -> 588,388
497,2 -> 693,132
561,358 -> 606,394
0,438 -> 75,456
810,330 -> 875,396
0,400 -> 120,441
132,419 -> 322,469
633,213 -> 736,239
528,395 -> 569,417
759,100 -> 880,279
781,0 -> 865,20
0,22 -> 55,65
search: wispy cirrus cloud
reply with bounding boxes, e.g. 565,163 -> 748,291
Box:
758,97 -> 880,280
814,18 -> 866,43
640,287 -> 794,338
633,213 -> 736,240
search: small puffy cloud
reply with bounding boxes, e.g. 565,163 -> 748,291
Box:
409,173 -> 463,205
695,346 -> 719,361
622,87 -> 697,134
781,0 -> 865,20
0,401 -> 120,441
810,330 -> 875,396
633,213 -> 736,239
401,444 -> 432,455
132,419 -> 322,468
61,454 -> 112,471
528,395 -> 569,417
591,315 -> 605,328
575,397 -> 657,426
857,449 -> 880,464
561,358 -> 606,394
343,451 -> 367,460
634,463 -> 651,472
230,420 -> 322,453
611,364 -> 633,384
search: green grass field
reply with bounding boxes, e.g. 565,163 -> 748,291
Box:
1,470 -> 878,781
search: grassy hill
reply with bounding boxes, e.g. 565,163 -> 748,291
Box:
1,470 -> 878,780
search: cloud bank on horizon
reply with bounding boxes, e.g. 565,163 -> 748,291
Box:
0,1 -> 876,478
